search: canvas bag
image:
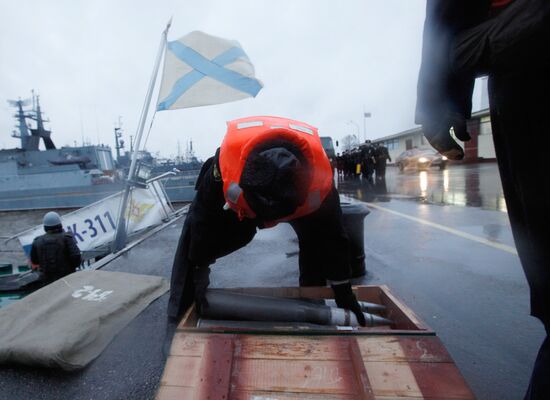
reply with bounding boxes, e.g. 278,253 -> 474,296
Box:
0,270 -> 168,370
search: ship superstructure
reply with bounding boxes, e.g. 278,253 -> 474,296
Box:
0,93 -> 198,211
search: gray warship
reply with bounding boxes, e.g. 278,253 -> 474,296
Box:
0,94 -> 199,211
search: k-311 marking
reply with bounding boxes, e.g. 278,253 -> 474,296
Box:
65,211 -> 117,243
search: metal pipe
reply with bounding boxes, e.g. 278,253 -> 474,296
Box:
146,171 -> 177,183
202,290 -> 393,327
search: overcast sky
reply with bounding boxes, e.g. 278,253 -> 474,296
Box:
1,0 -> 437,160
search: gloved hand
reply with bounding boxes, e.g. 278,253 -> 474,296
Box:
193,265 -> 211,314
331,282 -> 366,327
423,112 -> 471,161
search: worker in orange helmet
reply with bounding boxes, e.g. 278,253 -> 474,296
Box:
168,116 -> 366,326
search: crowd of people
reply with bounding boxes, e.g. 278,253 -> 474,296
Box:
335,141 -> 392,192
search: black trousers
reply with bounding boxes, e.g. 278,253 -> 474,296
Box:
289,188 -> 350,286
489,68 -> 550,399
525,324 -> 550,400
374,161 -> 388,194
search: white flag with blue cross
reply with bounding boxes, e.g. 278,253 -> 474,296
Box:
156,31 -> 263,110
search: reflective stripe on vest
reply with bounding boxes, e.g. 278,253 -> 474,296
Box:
227,182 -> 243,204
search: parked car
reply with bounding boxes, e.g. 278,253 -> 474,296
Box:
395,148 -> 448,171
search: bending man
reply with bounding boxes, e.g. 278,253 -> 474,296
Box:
168,116 -> 365,326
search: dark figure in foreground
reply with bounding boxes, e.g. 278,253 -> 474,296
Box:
373,143 -> 391,195
416,1 -> 549,398
30,211 -> 81,284
169,116 -> 366,326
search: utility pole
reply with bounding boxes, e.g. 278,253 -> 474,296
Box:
347,120 -> 360,140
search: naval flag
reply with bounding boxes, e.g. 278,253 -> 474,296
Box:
156,31 -> 263,110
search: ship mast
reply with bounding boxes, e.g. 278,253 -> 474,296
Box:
8,97 -> 31,150
185,139 -> 195,163
29,94 -> 56,149
114,116 -> 124,160
8,92 -> 56,151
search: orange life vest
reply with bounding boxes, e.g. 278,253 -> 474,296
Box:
219,116 -> 333,225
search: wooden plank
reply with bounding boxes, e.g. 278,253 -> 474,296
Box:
159,356 -> 202,387
169,332 -> 208,357
155,386 -> 196,400
236,335 -> 350,361
353,286 -> 385,304
231,359 -> 359,395
230,389 -> 359,399
348,338 -> 376,400
358,336 -> 409,363
398,337 -> 452,363
194,334 -> 235,400
364,361 -> 423,397
378,286 -> 432,332
409,362 -> 476,399
358,336 -> 452,363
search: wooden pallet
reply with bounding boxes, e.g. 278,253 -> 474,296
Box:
156,286 -> 475,399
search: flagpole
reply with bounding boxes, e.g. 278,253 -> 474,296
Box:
112,19 -> 172,252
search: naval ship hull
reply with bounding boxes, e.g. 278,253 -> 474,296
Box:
0,178 -> 197,211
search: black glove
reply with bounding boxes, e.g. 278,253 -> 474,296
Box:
193,265 -> 211,315
331,282 -> 366,327
423,112 -> 471,161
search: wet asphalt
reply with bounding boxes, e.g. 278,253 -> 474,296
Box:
0,162 -> 544,400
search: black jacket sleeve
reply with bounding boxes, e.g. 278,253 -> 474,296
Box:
168,151 -> 258,318
416,0 -> 548,128
415,0 -> 490,128
64,233 -> 82,270
451,0 -> 549,76
290,187 -> 351,283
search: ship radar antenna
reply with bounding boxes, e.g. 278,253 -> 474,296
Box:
25,92 -> 55,150
7,96 -> 32,149
114,116 -> 124,160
